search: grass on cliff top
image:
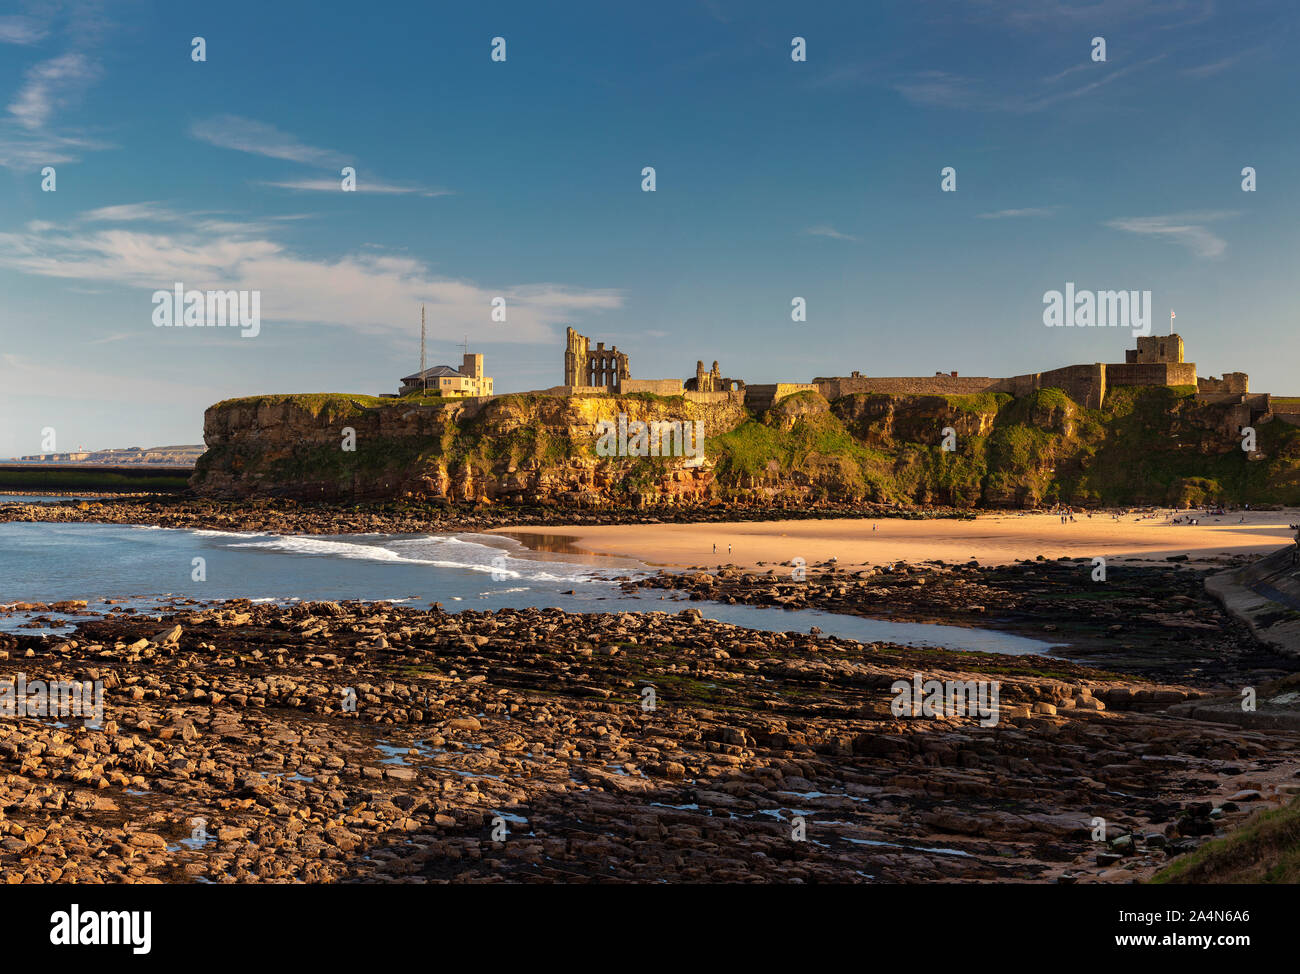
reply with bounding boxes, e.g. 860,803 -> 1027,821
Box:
397,389 -> 453,403
216,389 -> 692,410
210,392 -> 402,418
212,390 -> 463,413
1150,796 -> 1300,884
849,391 -> 1013,413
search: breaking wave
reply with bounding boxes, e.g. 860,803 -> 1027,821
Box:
218,532 -> 623,584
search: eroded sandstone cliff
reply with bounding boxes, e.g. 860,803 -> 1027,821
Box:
191,387 -> 1300,508
193,392 -> 748,506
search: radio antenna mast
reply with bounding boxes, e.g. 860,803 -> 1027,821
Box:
420,305 -> 427,393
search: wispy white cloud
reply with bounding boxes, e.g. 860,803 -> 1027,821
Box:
0,16 -> 47,45
963,0 -> 1215,31
190,115 -> 451,197
74,202 -> 279,238
1180,51 -> 1254,78
977,207 -> 1059,219
81,202 -> 179,223
699,0 -> 732,24
86,331 -> 134,345
1039,63 -> 1092,85
259,178 -> 452,197
189,115 -> 349,167
0,206 -> 621,343
0,6 -> 114,171
1182,56 -> 1233,77
894,56 -> 1165,113
802,224 -> 858,242
0,129 -> 109,170
8,52 -> 100,130
1104,211 -> 1237,258
891,71 -> 977,110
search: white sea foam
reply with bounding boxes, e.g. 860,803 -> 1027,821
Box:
228,536 -> 412,562
217,532 -> 620,584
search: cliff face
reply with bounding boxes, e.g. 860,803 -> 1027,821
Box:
192,392 -> 749,506
192,387 -> 1300,509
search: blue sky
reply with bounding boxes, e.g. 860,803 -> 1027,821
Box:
1,0 -> 1297,456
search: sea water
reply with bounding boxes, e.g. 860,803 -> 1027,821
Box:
0,522 -> 1061,655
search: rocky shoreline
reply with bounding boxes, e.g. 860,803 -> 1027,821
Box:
3,599 -> 1298,883
0,495 -> 977,536
628,557 -> 1300,688
4,498 -> 1299,883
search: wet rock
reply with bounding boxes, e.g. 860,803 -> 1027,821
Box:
0,594 -> 1289,885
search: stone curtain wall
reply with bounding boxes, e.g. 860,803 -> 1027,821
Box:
683,389 -> 747,407
1198,372 -> 1250,394
623,378 -> 686,395
813,375 -> 1001,401
1107,362 -> 1198,390
745,383 -> 820,412
1005,365 -> 1107,410
811,364 -> 1195,413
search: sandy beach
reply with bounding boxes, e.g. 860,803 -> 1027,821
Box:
497,509 -> 1300,570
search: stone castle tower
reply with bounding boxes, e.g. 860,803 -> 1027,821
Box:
563,327 -> 589,386
694,360 -> 722,392
1126,334 -> 1185,365
564,326 -> 628,391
